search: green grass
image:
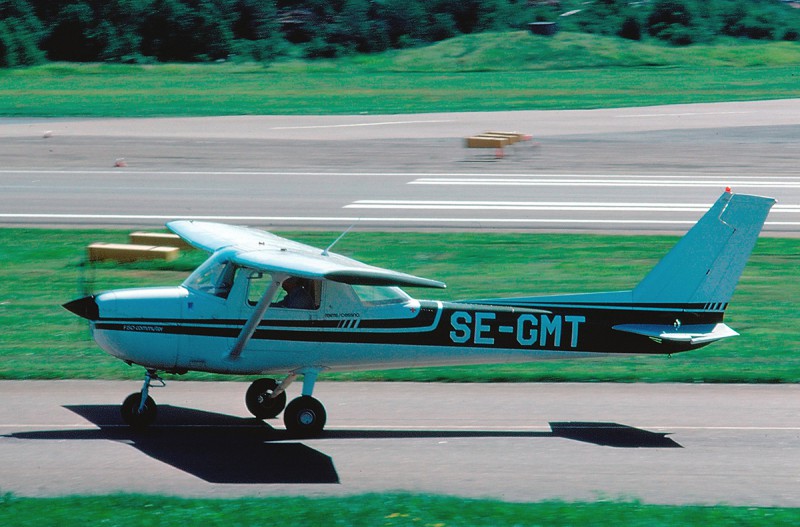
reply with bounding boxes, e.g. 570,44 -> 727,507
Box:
357,32 -> 800,71
1,228 -> 798,383
1,32 -> 799,116
0,493 -> 797,526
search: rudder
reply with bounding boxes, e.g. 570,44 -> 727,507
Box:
632,191 -> 774,306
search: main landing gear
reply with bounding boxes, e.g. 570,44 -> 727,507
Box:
245,370 -> 327,438
120,368 -> 327,437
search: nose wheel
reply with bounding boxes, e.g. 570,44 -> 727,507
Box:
120,369 -> 162,429
121,392 -> 157,429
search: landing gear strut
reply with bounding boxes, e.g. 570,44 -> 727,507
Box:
245,370 -> 327,437
121,369 -> 162,429
283,369 -> 326,437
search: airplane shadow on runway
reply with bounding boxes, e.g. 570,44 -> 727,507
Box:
323,422 -> 681,448
547,422 -> 681,448
7,405 -> 680,485
12,405 -> 340,485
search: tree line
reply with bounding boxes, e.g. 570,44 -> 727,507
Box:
2,0 -> 799,67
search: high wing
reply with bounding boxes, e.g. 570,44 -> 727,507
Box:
167,220 -> 446,289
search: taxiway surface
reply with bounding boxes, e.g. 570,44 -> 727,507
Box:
2,100 -> 800,233
1,381 -> 798,505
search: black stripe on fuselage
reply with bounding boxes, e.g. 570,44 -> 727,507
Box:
93,300 -> 719,355
473,301 -> 726,312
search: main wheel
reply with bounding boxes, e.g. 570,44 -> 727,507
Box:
284,396 -> 326,438
121,392 -> 157,429
245,378 -> 287,419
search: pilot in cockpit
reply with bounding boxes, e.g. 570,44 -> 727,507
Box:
273,276 -> 314,309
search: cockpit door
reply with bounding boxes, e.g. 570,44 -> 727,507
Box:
177,257 -> 242,371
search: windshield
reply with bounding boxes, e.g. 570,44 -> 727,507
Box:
183,253 -> 237,298
351,285 -> 410,306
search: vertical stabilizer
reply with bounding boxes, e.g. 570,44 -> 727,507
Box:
632,192 -> 774,306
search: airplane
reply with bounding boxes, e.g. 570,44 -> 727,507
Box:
64,190 -> 774,436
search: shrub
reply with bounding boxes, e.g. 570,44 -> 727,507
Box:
646,0 -> 696,45
618,15 -> 642,41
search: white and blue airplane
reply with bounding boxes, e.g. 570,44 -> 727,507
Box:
64,191 -> 774,436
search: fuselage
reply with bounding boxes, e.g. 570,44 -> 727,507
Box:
65,276 -> 719,376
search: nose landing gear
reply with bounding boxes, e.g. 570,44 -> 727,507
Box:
120,369 -> 163,429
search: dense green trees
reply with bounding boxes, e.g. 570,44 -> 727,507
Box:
0,0 -> 798,66
564,0 -> 799,45
0,0 -> 45,66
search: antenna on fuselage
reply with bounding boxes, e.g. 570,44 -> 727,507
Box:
323,221 -> 358,256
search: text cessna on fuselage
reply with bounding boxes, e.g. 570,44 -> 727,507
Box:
450,311 -> 585,349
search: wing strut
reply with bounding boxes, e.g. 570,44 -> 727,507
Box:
228,272 -> 288,360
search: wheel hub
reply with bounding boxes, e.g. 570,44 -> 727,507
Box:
299,410 -> 315,425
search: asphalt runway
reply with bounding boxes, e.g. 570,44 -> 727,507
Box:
2,100 -> 800,233
1,380 -> 798,505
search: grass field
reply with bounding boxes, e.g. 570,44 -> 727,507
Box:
1,493 -> 798,527
1,32 -> 799,117
2,228 -> 798,383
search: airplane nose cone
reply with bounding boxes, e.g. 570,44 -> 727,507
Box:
63,295 -> 99,321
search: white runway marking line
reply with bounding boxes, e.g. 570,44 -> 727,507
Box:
616,111 -> 753,118
3,423 -> 799,432
346,200 -> 800,213
2,213 -> 799,227
270,119 -> 455,130
5,170 -> 800,181
324,425 -> 800,432
410,177 -> 800,188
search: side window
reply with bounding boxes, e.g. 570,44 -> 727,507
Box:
247,271 -> 270,306
246,272 -> 321,310
351,285 -> 410,306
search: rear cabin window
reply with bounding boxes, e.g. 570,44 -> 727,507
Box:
351,285 -> 410,306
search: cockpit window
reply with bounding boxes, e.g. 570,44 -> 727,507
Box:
183,255 -> 237,299
247,271 -> 320,310
247,271 -> 270,306
351,285 -> 410,306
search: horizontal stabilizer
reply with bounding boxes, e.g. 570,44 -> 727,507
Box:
613,323 -> 739,345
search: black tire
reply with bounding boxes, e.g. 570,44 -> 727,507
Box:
121,392 -> 157,429
284,396 -> 326,437
245,378 -> 287,419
